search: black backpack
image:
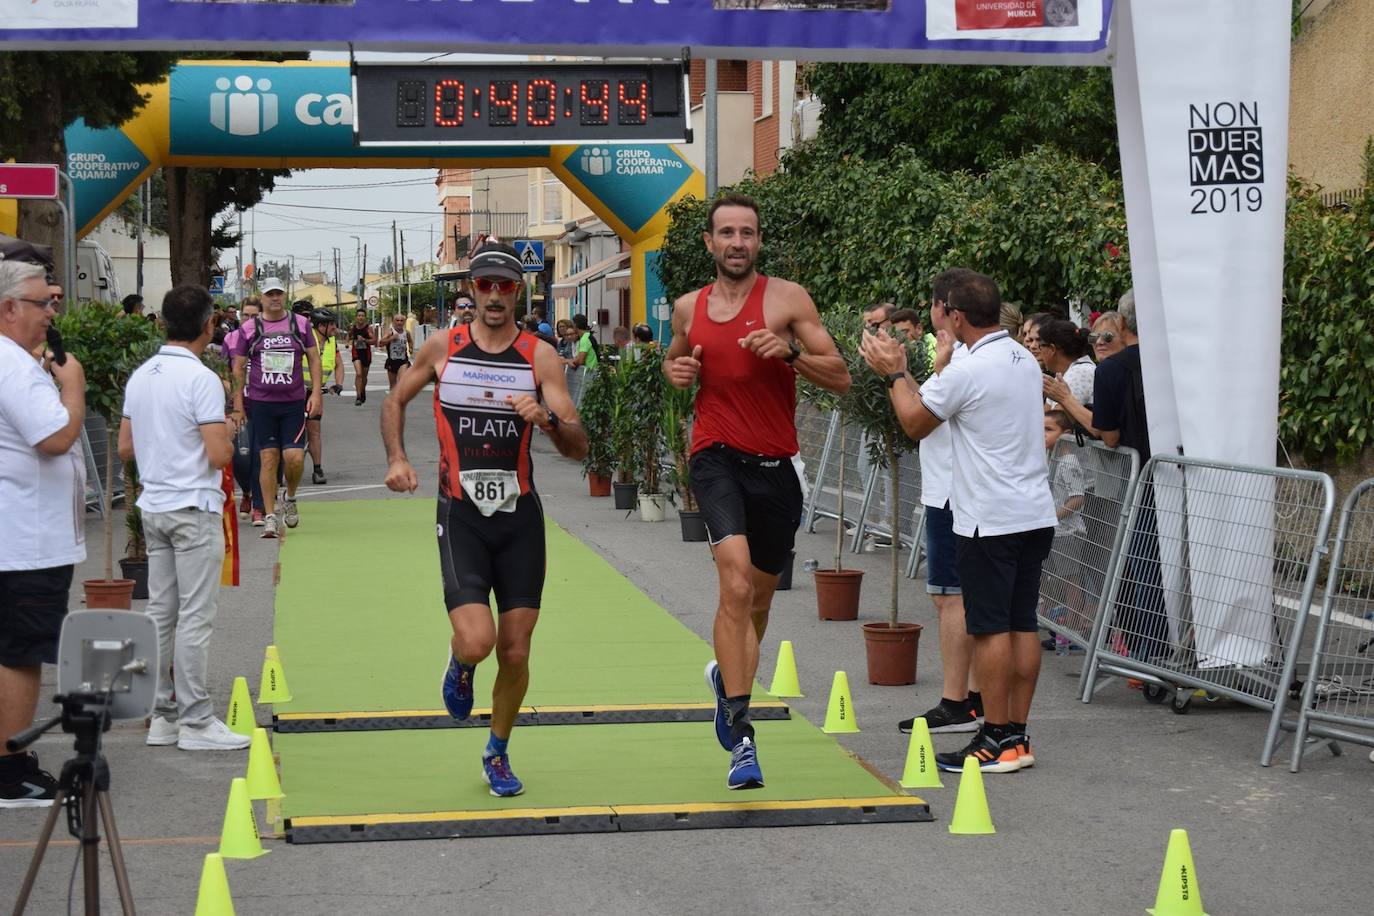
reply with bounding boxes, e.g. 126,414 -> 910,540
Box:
245,313 -> 311,359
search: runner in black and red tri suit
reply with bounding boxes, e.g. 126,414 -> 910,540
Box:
348,307 -> 375,405
381,241 -> 587,798
663,192 -> 851,790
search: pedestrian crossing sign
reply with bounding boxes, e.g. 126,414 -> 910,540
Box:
209,275 -> 226,295
514,240 -> 544,272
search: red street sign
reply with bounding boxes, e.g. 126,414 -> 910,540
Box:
0,164 -> 60,200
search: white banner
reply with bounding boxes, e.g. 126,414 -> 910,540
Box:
1115,0 -> 1291,667
0,0 -> 138,29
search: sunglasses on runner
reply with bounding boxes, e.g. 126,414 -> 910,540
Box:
473,278 -> 518,295
455,302 -> 476,310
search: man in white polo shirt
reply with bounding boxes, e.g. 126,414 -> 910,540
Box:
118,285 -> 246,751
0,252 -> 87,807
862,268 -> 1055,774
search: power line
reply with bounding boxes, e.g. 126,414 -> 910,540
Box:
256,201 -> 464,216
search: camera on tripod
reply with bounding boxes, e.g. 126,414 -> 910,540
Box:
9,610 -> 159,916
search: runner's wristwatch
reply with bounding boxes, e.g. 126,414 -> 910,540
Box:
784,341 -> 802,364
541,410 -> 561,432
884,372 -> 906,389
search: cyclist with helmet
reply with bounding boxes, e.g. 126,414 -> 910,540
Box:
303,308 -> 346,485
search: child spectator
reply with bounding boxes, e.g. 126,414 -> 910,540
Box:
1042,409 -> 1087,650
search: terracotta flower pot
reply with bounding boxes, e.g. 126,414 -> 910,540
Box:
814,569 -> 863,621
862,621 -> 922,686
587,473 -> 612,497
83,578 -> 136,611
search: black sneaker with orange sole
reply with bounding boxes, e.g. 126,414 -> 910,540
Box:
935,729 -> 1023,773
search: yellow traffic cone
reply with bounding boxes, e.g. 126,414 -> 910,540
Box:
822,671 -> 859,733
257,645 -> 292,704
194,853 -> 235,916
947,756 -> 995,835
225,677 -> 255,737
219,777 -> 269,860
245,728 -> 283,801
899,717 -> 944,789
1146,829 -> 1209,915
767,640 -> 803,697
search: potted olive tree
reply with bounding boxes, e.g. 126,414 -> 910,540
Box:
800,310 -> 865,621
847,319 -> 932,685
621,351 -> 668,521
577,367 -> 616,496
54,302 -> 163,609
119,460 -> 149,599
662,379 -> 705,540
608,362 -> 641,510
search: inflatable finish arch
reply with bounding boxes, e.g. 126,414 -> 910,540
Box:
60,60 -> 703,344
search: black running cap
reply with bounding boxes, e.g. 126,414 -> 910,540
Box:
469,243 -> 523,283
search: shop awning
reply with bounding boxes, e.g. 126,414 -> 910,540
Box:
603,267 -> 632,291
551,251 -> 629,297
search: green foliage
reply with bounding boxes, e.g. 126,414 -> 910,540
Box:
661,378 -> 697,511
802,63 -> 1118,172
617,352 -> 668,495
578,367 -> 618,478
1280,142 -> 1374,462
657,146 -> 1128,326
53,303 -> 164,425
0,52 -> 175,160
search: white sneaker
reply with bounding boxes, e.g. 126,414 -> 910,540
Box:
283,498 -> 299,529
146,716 -> 179,746
177,717 -> 251,751
261,514 -> 279,539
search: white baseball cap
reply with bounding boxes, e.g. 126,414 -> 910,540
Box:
260,277 -> 286,293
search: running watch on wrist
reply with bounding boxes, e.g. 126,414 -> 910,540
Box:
541,410 -> 561,432
885,372 -> 906,389
784,340 -> 802,364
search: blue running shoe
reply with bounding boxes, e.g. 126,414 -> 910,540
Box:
482,754 -> 524,797
442,654 -> 476,721
727,736 -> 764,790
704,660 -> 731,751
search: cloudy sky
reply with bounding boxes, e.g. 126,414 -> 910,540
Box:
236,51 -> 522,285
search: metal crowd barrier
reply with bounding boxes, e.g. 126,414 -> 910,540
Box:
851,452 -> 929,579
1288,478 -> 1374,771
1079,454 -> 1335,766
1035,438 -> 1141,665
800,410 -> 869,535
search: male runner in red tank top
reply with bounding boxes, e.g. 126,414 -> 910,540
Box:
381,242 -> 587,797
664,193 -> 850,789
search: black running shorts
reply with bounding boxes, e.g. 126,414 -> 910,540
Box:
436,491 -> 545,613
689,443 -> 802,576
0,565 -> 74,667
352,347 -> 372,368
956,527 -> 1055,635
385,357 -> 410,374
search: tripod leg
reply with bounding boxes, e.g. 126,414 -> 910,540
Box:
96,791 -> 136,916
82,783 -> 100,915
10,790 -> 65,916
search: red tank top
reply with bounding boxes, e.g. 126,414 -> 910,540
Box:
433,325 -> 541,500
688,275 -> 798,458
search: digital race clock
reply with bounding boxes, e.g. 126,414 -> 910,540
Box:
353,61 -> 690,147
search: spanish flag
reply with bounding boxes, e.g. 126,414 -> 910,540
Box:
221,465 -> 240,587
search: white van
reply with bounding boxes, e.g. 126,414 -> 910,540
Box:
76,240 -> 121,305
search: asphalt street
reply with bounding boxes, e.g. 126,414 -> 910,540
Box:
2,375 -> 1371,915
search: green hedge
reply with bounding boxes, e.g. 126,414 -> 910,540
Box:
657,141 -> 1374,463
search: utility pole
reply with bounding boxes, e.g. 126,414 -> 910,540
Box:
400,230 -> 409,315
333,247 -> 342,310
391,220 -> 399,314
705,59 -> 719,197
135,180 -> 146,297
361,243 -> 368,311
236,209 -> 244,300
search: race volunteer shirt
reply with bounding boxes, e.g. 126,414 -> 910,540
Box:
434,326 -> 541,515
918,330 -> 1057,538
122,345 -> 227,514
0,335 -> 86,571
242,314 -> 311,403
917,341 -> 967,509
